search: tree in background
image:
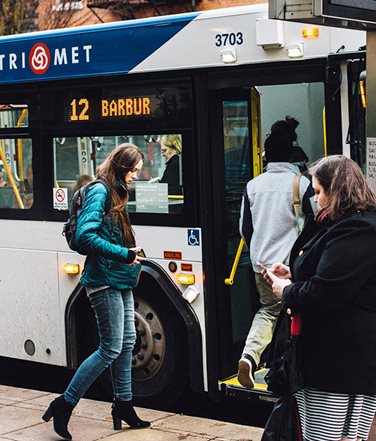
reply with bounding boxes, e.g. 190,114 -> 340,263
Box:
0,0 -> 80,34
39,1 -> 87,30
0,0 -> 39,34
0,0 -> 255,34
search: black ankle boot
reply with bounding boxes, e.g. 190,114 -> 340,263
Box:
111,399 -> 151,430
42,394 -> 74,440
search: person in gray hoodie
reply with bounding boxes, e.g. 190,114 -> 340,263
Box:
237,117 -> 314,389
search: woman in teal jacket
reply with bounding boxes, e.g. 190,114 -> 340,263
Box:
43,143 -> 150,440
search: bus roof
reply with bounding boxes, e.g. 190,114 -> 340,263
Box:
0,4 -> 365,85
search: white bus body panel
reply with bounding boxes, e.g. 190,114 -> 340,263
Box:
0,220 -> 85,365
134,225 -> 207,389
0,221 -> 207,387
131,5 -> 365,74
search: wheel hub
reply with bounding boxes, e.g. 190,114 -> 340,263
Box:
132,296 -> 166,381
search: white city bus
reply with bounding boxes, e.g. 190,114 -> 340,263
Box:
0,4 -> 367,405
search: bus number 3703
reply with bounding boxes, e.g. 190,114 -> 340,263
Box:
215,32 -> 244,47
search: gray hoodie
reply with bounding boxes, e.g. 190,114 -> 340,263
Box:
239,162 -> 313,272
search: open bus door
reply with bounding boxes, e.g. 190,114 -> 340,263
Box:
219,87 -> 272,398
207,61 -> 328,400
208,86 -> 271,400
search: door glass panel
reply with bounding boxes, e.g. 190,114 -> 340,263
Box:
223,100 -> 254,346
258,83 -> 325,166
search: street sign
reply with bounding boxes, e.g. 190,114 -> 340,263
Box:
269,0 -> 376,30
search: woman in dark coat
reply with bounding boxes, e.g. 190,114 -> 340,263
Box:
160,134 -> 182,195
264,155 -> 376,441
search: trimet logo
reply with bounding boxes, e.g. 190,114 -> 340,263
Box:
29,43 -> 50,75
0,42 -> 92,75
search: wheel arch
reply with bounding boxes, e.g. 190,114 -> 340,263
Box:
65,283 -> 93,369
135,260 -> 204,394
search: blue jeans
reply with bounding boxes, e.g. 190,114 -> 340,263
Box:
64,288 -> 136,406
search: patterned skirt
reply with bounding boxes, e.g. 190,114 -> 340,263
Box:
295,388 -> 376,441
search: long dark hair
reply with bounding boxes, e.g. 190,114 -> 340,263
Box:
96,143 -> 144,245
310,155 -> 376,220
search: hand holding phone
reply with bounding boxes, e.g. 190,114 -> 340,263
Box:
131,246 -> 146,258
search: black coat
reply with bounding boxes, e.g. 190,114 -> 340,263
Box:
283,210 -> 376,394
160,154 -> 182,195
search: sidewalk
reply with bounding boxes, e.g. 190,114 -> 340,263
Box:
0,386 -> 263,441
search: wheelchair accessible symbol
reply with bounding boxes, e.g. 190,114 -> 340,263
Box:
188,229 -> 200,246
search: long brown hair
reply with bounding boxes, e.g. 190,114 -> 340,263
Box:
96,143 -> 144,245
310,155 -> 376,220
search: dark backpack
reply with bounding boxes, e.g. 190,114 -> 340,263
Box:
62,179 -> 112,255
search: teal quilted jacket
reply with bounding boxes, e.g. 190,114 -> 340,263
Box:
76,182 -> 141,289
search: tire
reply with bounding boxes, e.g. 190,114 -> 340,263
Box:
132,283 -> 188,408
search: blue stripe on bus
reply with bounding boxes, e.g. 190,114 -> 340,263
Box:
0,13 -> 200,84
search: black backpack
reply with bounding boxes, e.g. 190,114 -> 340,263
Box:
62,179 -> 112,255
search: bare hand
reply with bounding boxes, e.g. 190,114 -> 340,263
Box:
262,269 -> 291,299
270,262 -> 291,279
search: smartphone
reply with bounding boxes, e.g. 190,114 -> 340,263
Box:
131,246 -> 146,258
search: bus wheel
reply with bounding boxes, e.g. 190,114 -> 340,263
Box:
132,293 -> 188,407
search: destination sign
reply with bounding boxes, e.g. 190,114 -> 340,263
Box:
56,83 -> 192,127
69,96 -> 152,122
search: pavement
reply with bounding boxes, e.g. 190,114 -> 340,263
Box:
0,385 -> 264,441
1,385 -> 375,441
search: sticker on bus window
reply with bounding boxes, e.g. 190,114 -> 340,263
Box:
187,229 -> 200,246
53,187 -> 68,210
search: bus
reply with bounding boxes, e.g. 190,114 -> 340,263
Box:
0,4 -> 367,406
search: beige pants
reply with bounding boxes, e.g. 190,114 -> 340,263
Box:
242,272 -> 281,367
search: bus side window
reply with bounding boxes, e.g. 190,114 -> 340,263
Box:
159,134 -> 183,196
21,163 -> 33,208
132,134 -> 184,214
52,134 -> 184,215
0,137 -> 33,210
0,187 -> 14,208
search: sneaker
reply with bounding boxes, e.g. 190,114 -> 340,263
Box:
238,358 -> 255,389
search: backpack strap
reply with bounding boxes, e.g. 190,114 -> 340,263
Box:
293,174 -> 301,234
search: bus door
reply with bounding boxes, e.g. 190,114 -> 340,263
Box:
207,87 -> 263,395
222,88 -> 265,379
346,55 -> 366,170
207,64 -> 327,398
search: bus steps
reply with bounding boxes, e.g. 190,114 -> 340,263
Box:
219,368 -> 278,403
